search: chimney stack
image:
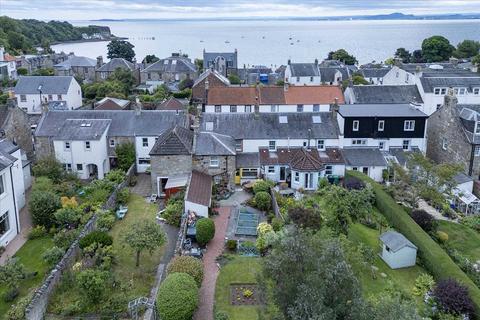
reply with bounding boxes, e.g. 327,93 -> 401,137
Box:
449,57 -> 459,67
134,96 -> 142,116
314,58 -> 318,66
96,56 -> 103,68
444,87 -> 457,111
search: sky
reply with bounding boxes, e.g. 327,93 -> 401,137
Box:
1,0 -> 480,20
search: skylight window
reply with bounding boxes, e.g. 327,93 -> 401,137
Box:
279,116 -> 288,123
312,116 -> 321,123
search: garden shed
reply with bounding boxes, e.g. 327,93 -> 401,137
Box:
184,170 -> 212,217
379,231 -> 417,269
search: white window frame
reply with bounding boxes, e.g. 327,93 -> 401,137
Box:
64,141 -> 71,150
313,104 -> 320,112
475,121 -> 480,135
20,94 -> 27,102
138,158 -> 151,165
109,139 -> 115,147
209,156 -> 219,167
325,165 -> 333,175
267,166 -> 275,174
214,105 -> 221,113
317,139 -> 325,150
271,105 -> 278,112
268,141 -> 276,151
0,211 -> 10,237
230,105 -> 237,113
76,164 -> 83,171
402,140 -> 410,150
379,141 -> 385,150
442,138 -> 448,150
64,163 -> 72,171
142,137 -> 149,147
404,120 -> 415,131
294,172 -> 300,182
245,105 -> 252,113
475,146 -> 480,156
235,140 -> 242,152
353,120 -> 359,131
378,120 -> 385,131
474,88 -> 480,95
85,141 -> 91,150
352,139 -> 366,145
0,174 -> 4,196
297,104 -> 303,112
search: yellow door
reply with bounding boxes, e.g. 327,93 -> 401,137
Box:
235,169 -> 241,185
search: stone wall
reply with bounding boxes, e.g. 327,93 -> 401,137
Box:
150,154 -> 192,194
426,93 -> 473,177
1,103 -> 35,159
270,187 -> 284,221
24,165 -> 133,320
34,136 -> 54,160
192,155 -> 236,189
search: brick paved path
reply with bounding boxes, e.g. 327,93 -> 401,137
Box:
193,207 -> 231,320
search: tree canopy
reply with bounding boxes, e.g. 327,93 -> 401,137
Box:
421,36 -> 455,62
107,39 -> 136,62
327,49 -> 358,65
453,40 -> 480,59
123,220 -> 166,266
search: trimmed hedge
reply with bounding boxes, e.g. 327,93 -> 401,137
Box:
157,273 -> 199,320
167,256 -> 204,287
348,171 -> 480,316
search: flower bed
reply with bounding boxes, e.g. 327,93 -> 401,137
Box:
230,284 -> 261,306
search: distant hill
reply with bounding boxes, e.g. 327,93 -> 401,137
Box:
0,16 -> 113,55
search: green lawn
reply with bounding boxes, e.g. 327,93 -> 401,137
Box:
349,224 -> 427,302
0,237 -> 54,319
48,193 -> 166,314
215,256 -> 264,320
437,220 -> 480,261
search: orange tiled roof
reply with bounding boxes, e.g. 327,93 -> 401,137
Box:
3,53 -> 16,62
284,85 -> 345,105
207,87 -> 257,105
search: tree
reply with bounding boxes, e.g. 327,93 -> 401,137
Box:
395,48 -> 412,63
370,295 -> 421,320
228,74 -> 241,84
194,58 -> 203,70
473,54 -> 480,68
157,273 -> 199,320
254,191 -> 272,211
287,205 -> 322,230
196,218 -> 215,246
421,36 -> 455,62
179,78 -> 194,90
108,68 -> 136,95
454,40 -> 480,59
32,155 -> 65,183
115,142 -> 136,172
167,256 -> 204,287
107,39 -> 135,62
411,209 -> 436,232
263,227 -> 367,319
124,220 -> 166,266
327,49 -> 358,65
433,278 -> 475,317
29,191 -> 61,228
143,54 -> 159,64
54,207 -> 82,229
411,49 -> 425,63
17,67 -> 28,76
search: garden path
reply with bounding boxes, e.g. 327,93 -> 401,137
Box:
418,199 -> 458,223
0,188 -> 33,265
193,206 -> 231,320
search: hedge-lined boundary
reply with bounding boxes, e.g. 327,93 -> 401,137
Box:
348,171 -> 480,317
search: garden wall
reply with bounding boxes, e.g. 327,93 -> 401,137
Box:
270,188 -> 284,221
24,165 -> 133,320
349,171 -> 480,318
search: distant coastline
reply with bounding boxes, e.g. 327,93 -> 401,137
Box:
51,36 -> 128,46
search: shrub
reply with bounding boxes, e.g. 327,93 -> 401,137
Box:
32,176 -> 54,192
460,215 -> 480,232
54,207 -> 82,228
196,218 -> 215,246
433,278 -> 475,317
179,78 -> 194,90
76,269 -> 110,302
255,191 -> 271,211
163,201 -> 183,226
157,273 -> 199,320
6,292 -> 32,320
53,229 -> 79,249
226,239 -> 237,251
28,226 -> 47,239
436,231 -> 449,243
343,176 -> 365,190
105,169 -> 125,184
271,217 -> 284,231
412,273 -> 435,296
257,222 -> 273,237
97,211 -> 116,231
173,88 -> 191,99
287,205 -> 322,230
253,180 -> 273,194
116,188 -> 130,205
32,156 -> 65,182
167,256 -> 204,287
214,310 -> 230,320
115,142 -> 136,172
79,231 -> 113,249
61,196 -> 78,209
3,288 -> 19,302
29,191 -> 61,228
42,246 -> 64,266
411,209 -> 436,232
349,171 -> 480,313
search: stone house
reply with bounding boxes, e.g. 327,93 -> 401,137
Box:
427,89 -> 480,179
140,53 -> 197,83
0,98 -> 34,159
95,57 -> 140,84
191,69 -> 230,105
54,55 -> 97,82
203,50 -> 238,77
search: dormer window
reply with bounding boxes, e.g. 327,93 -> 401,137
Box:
473,88 -> 480,95
434,88 -> 447,95
230,105 -> 237,113
454,88 -> 467,95
297,104 -> 303,112
215,105 -> 221,113
269,141 -> 276,151
271,105 -> 278,112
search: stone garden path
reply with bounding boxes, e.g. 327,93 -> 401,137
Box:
193,206 -> 231,320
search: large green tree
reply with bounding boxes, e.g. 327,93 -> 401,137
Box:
107,39 -> 135,62
454,40 -> 480,59
395,48 -> 412,63
421,36 -> 455,62
123,220 -> 166,266
327,49 -> 358,65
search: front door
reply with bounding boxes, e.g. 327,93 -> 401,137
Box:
280,166 -> 286,181
304,173 -> 314,189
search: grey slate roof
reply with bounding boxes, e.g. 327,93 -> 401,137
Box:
338,104 -> 427,118
458,105 -> 480,144
203,51 -> 237,68
54,56 -> 96,70
342,148 -> 388,167
193,69 -> 230,87
195,132 -> 236,156
360,68 -> 391,78
454,172 -> 473,185
387,147 -> 420,166
0,139 -> 20,154
349,85 -> 423,104
142,56 -> 197,73
150,126 -> 193,155
319,67 -> 341,83
200,112 -> 339,140
380,231 -> 417,252
55,119 -> 111,141
35,110 -> 187,138
420,77 -> 480,93
236,153 -> 259,168
15,76 -> 74,94
96,58 -> 134,72
289,63 -> 320,77
0,151 -> 16,171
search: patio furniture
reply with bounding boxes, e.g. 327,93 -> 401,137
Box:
116,205 -> 128,219
150,194 -> 157,203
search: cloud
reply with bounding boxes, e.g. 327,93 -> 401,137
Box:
2,0 -> 480,20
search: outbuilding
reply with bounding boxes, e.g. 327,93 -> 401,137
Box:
184,170 -> 212,218
379,231 -> 417,269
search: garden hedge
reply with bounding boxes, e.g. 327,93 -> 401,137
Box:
167,256 -> 204,287
348,171 -> 480,316
157,273 -> 199,320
